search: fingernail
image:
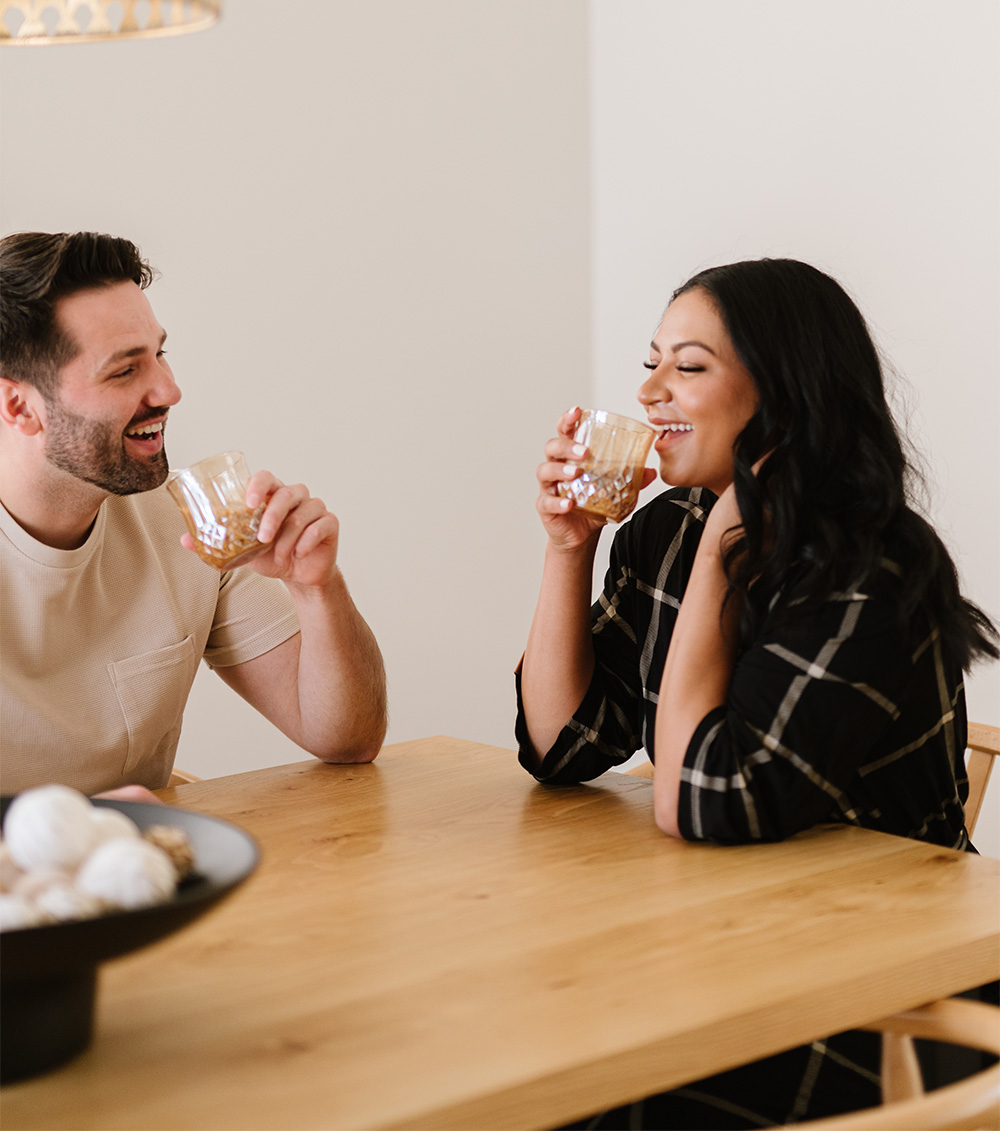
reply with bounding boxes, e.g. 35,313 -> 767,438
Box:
560,498 -> 572,510
563,463 -> 578,477
572,444 -> 586,458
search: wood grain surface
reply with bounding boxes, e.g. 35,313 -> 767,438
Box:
3,735 -> 997,1130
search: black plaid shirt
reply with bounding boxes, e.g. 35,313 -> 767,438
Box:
517,487 -> 972,850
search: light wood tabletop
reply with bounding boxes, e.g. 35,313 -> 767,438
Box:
3,735 -> 998,1130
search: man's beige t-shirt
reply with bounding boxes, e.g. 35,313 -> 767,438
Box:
0,486 -> 300,795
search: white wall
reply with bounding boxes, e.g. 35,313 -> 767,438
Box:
3,0 -> 996,855
0,0 -> 588,767
590,0 -> 1000,855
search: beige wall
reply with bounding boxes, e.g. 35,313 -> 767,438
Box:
0,0 -> 589,769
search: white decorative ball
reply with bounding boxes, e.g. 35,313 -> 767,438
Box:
0,893 -> 50,931
11,867 -> 71,902
3,785 -> 98,872
34,880 -> 105,923
90,808 -> 141,845
0,842 -> 24,893
76,838 -> 178,910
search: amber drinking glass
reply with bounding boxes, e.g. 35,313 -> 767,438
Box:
166,451 -> 268,570
556,409 -> 655,523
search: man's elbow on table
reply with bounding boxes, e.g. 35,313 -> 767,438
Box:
311,742 -> 381,766
306,718 -> 386,765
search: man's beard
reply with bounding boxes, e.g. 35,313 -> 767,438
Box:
43,394 -> 169,496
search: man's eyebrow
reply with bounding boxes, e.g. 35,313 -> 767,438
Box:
649,339 -> 717,356
100,330 -> 168,368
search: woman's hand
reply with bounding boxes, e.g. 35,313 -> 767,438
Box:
702,453 -> 772,560
701,480 -> 743,550
536,407 -> 656,552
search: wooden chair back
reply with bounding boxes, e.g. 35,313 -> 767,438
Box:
964,722 -> 999,839
167,768 -> 202,787
789,998 -> 1000,1130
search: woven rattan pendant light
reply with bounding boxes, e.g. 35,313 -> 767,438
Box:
1,1 -> 221,45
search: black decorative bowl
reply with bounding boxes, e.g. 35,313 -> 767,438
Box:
0,798 -> 259,1084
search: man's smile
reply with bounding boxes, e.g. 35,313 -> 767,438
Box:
123,415 -> 167,455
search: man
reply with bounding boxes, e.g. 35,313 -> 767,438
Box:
0,231 -> 387,800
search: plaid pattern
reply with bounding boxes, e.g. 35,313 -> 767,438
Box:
516,487 -> 971,850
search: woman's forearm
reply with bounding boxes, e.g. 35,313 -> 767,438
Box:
653,534 -> 738,836
520,536 -> 601,765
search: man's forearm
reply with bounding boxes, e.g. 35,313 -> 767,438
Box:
286,569 -> 387,761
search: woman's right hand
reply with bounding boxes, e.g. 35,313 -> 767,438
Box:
536,407 -> 608,551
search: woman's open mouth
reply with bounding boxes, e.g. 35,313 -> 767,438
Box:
655,423 -> 693,447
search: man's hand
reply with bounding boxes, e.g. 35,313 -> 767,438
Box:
92,785 -> 164,804
246,472 -> 340,590
180,471 -> 340,590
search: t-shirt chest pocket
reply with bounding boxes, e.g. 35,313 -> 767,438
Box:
108,635 -> 200,775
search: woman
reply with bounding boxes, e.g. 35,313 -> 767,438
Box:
517,259 -> 998,1127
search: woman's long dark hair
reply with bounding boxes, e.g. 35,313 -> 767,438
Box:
672,258 -> 998,670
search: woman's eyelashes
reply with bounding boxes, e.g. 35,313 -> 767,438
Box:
643,359 -> 705,373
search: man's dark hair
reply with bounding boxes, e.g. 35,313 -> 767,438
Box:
0,231 -> 155,396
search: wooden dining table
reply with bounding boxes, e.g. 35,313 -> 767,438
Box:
3,735 -> 998,1130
